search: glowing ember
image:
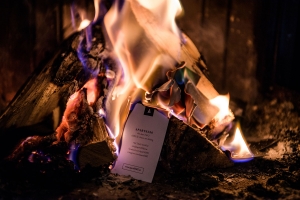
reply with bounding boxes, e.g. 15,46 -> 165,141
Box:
221,123 -> 254,162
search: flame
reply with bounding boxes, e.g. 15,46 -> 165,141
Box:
71,1 -> 91,31
94,0 -> 101,22
82,78 -> 99,105
221,123 -> 254,162
69,141 -> 80,170
103,0 -> 183,143
78,19 -> 91,31
210,94 -> 230,122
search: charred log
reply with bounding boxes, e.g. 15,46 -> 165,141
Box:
161,116 -> 233,172
0,25 -> 105,158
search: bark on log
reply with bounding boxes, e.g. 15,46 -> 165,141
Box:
77,116 -> 116,168
0,25 -> 105,158
7,109 -> 116,169
0,25 -> 105,130
161,116 -> 233,172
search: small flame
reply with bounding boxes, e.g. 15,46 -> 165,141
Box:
93,0 -> 109,22
69,141 -> 80,170
82,78 -> 99,105
221,123 -> 254,162
93,0 -> 101,22
70,1 -> 91,31
210,94 -> 230,122
106,125 -> 119,156
78,19 -> 91,31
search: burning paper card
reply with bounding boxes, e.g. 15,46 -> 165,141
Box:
111,103 -> 169,183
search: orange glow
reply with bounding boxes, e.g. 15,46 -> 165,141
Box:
221,123 -> 254,162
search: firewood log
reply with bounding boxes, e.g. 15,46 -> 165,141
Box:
0,25 -> 105,158
160,116 -> 233,172
76,116 -> 117,168
0,25 -> 105,131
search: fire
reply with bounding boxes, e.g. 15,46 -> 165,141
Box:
209,94 -> 252,162
61,0 -> 253,164
82,78 -> 99,105
78,19 -> 91,31
209,93 -> 234,134
103,0 -> 183,146
210,94 -> 230,122
221,123 -> 254,162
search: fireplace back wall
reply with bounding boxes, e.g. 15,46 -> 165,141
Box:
0,0 -> 299,113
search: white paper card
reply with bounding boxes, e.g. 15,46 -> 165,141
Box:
111,103 -> 169,183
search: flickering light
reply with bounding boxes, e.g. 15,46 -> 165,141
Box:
221,123 -> 254,163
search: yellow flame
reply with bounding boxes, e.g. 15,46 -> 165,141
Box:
78,19 -> 91,31
103,0 -> 183,143
209,94 -> 230,121
222,124 -> 254,160
230,127 -> 252,158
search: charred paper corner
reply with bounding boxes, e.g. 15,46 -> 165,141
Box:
0,0 -> 254,174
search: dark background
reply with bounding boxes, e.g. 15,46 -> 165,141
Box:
0,0 -> 299,112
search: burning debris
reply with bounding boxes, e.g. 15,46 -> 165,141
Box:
0,0 -> 254,179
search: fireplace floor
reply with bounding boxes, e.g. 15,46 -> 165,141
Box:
0,86 -> 299,199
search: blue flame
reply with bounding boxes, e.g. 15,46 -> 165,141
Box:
77,24 -> 98,77
231,157 -> 254,163
68,141 -> 80,170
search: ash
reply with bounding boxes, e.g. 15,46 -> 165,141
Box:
0,86 -> 299,199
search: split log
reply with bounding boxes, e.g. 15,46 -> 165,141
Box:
55,87 -> 117,169
76,116 -> 116,169
0,25 -> 105,158
160,116 -> 233,173
8,99 -> 116,169
0,25 -> 105,130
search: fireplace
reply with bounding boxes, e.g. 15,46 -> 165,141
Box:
0,0 -> 299,199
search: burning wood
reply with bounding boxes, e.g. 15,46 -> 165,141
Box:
0,0 -> 253,176
161,117 -> 233,173
55,86 -> 116,169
